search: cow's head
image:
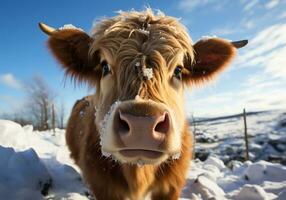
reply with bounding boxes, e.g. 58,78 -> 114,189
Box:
40,10 -> 247,165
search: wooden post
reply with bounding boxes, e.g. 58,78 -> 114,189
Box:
243,108 -> 249,161
52,103 -> 56,134
191,114 -> 196,135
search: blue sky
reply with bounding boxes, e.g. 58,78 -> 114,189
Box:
0,0 -> 286,117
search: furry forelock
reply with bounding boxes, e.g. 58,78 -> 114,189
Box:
89,9 -> 194,69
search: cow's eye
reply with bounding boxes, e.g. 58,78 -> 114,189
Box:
173,66 -> 183,79
101,61 -> 110,76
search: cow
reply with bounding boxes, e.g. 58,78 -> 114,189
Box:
39,9 -> 247,200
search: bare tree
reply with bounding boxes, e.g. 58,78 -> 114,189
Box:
57,101 -> 66,129
25,76 -> 56,130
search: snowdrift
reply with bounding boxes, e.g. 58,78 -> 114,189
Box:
0,117 -> 285,199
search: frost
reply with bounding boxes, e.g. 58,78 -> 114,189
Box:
101,150 -> 111,158
58,24 -> 84,32
142,67 -> 153,80
201,35 -> 218,41
99,101 -> 121,146
135,62 -> 140,67
137,28 -> 150,35
135,95 -> 142,101
136,159 -> 145,167
171,152 -> 181,160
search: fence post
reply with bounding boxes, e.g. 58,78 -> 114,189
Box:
191,114 -> 196,135
243,108 -> 249,161
52,103 -> 56,134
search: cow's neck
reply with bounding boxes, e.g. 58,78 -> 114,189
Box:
122,164 -> 156,199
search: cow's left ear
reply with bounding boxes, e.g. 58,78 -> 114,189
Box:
183,38 -> 247,84
39,23 -> 101,83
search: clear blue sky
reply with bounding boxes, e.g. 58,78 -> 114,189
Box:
1,0 -> 286,117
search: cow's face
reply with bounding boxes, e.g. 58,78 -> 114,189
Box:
40,10 -> 247,165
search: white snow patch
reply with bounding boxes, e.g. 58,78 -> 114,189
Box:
137,28 -> 150,35
99,101 -> 121,146
142,67 -> 153,80
0,110 -> 286,199
135,61 -> 140,67
58,24 -> 84,32
189,175 -> 226,199
204,156 -> 226,170
101,150 -> 111,158
244,160 -> 286,184
200,35 -> 218,41
171,152 -> 181,160
235,184 -> 277,200
0,120 -> 87,199
135,95 -> 142,101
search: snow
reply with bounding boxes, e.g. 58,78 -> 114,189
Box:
204,156 -> 226,170
142,67 -> 153,80
235,185 -> 277,200
0,146 -> 51,200
171,152 -> 181,160
200,35 -> 218,41
58,24 -> 84,32
182,156 -> 286,199
137,28 -> 150,35
0,110 -> 286,199
244,160 -> 286,184
193,110 -> 286,165
0,120 -> 87,199
135,61 -> 141,67
99,101 -> 121,142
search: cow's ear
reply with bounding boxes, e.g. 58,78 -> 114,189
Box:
39,23 -> 101,83
183,38 -> 247,84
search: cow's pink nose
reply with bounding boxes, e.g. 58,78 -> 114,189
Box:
114,111 -> 170,149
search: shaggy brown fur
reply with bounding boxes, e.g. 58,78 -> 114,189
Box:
66,96 -> 192,200
42,9 -> 243,200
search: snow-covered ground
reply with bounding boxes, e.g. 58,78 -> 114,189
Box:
193,110 -> 286,165
0,110 -> 286,199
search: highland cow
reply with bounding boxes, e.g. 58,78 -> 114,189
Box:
39,9 -> 247,200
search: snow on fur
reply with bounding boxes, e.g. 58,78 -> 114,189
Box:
142,67 -> 153,80
58,24 -> 84,32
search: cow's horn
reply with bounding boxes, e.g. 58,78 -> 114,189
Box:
38,22 -> 56,35
231,40 -> 248,49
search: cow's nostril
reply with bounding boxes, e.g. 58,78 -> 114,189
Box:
154,112 -> 170,134
118,111 -> 130,134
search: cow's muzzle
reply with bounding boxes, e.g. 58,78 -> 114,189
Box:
100,100 -> 181,165
115,110 -> 170,158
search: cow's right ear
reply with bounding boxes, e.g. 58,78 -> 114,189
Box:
39,23 -> 101,82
